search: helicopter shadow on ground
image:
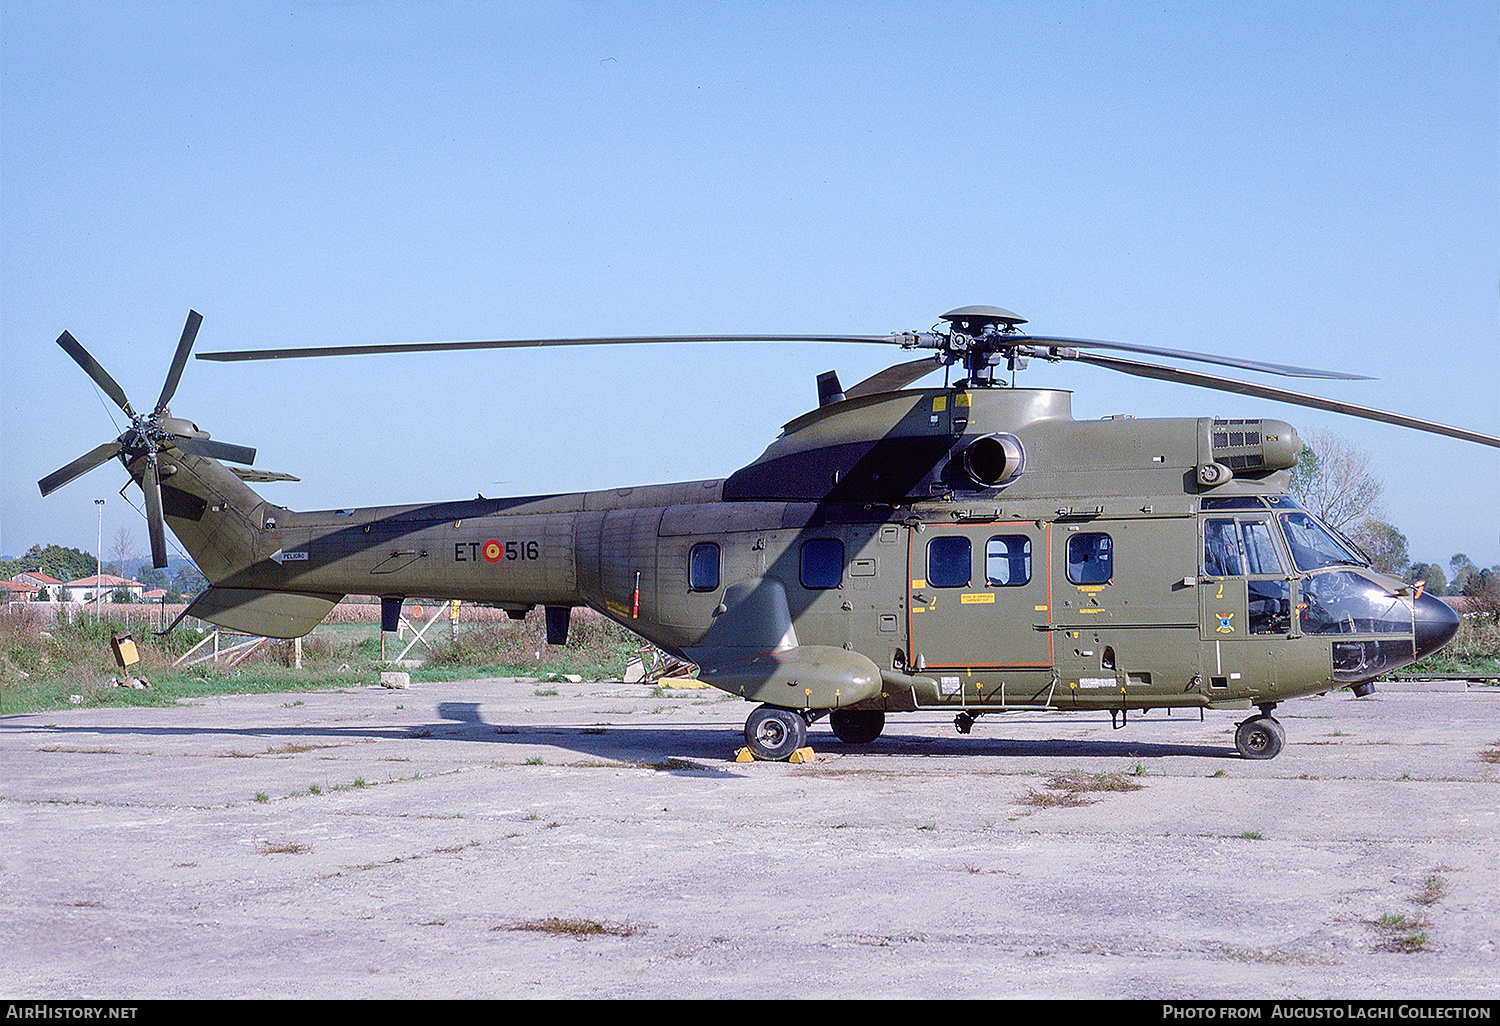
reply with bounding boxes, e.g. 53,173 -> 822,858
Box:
851,731 -> 1234,761
430,703 -> 1237,763
0,704 -> 1235,769
430,701 -> 749,770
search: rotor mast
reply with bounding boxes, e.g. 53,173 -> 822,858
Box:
931,305 -> 1031,387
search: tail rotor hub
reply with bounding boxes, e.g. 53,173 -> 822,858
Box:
37,311 -> 256,568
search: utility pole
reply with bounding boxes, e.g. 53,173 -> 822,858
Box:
95,498 -> 105,618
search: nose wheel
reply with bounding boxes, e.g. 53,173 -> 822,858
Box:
1234,714 -> 1285,760
744,705 -> 809,761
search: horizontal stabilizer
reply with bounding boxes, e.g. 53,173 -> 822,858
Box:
185,587 -> 343,639
231,468 -> 301,483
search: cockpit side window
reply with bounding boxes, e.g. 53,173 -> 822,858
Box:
1239,520 -> 1284,575
1203,518 -> 1243,577
1278,510 -> 1364,571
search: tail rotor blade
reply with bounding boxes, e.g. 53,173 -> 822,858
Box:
38,440 -> 125,496
142,458 -> 168,569
56,332 -> 135,416
155,310 -> 203,415
174,436 -> 256,465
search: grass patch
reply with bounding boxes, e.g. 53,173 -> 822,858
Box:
1019,769 -> 1145,808
1371,912 -> 1431,953
0,605 -> 650,714
1413,874 -> 1448,905
1368,868 -> 1450,953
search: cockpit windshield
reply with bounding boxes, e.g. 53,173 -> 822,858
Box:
1266,497 -> 1368,571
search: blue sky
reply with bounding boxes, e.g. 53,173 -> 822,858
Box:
3,1 -> 1496,571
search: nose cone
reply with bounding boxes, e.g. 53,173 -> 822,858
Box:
1413,593 -> 1460,660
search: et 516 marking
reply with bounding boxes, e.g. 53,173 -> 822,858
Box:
454,539 -> 540,563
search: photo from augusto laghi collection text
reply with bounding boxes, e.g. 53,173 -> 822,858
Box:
1162,1005 -> 1494,1020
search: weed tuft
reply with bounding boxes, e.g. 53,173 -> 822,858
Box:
258,840 -> 311,854
1372,912 -> 1432,953
1019,768 -> 1145,808
1413,874 -> 1448,905
500,917 -> 639,938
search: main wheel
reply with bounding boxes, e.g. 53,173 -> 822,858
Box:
744,705 -> 808,761
829,708 -> 885,745
1234,716 -> 1285,760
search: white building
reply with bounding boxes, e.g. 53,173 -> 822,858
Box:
60,574 -> 147,603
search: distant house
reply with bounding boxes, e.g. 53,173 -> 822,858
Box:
60,574 -> 147,603
11,571 -> 63,596
1,580 -> 39,603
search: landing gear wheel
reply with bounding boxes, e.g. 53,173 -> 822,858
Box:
829,708 -> 885,744
1234,715 -> 1285,760
744,705 -> 809,761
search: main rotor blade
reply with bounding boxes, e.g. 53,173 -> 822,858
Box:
56,331 -> 136,415
196,333 -> 906,362
155,310 -> 203,415
1070,351 -> 1500,449
1019,336 -> 1370,380
141,458 -> 168,569
174,436 -> 257,465
845,356 -> 946,398
37,440 -> 124,496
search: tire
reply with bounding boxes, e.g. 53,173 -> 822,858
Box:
1235,716 -> 1285,760
744,705 -> 808,761
829,708 -> 885,745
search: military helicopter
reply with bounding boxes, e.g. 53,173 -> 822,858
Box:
39,306 -> 1497,761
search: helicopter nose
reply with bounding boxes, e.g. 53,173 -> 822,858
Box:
1412,592 -> 1460,660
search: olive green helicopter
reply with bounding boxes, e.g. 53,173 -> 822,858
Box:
39,306 -> 1498,760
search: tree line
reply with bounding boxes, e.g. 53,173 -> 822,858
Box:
0,543 -> 206,601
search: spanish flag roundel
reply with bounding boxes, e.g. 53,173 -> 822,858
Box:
483,539 -> 503,562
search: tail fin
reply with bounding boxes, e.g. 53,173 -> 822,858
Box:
145,449 -> 273,583
149,452 -> 344,638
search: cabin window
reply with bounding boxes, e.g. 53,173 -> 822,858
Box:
688,542 -> 720,592
1067,532 -> 1113,585
927,536 -> 971,588
986,535 -> 1032,586
799,538 -> 844,589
